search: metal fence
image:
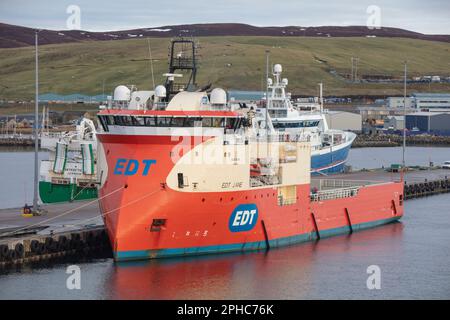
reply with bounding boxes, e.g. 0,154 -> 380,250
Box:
310,186 -> 360,202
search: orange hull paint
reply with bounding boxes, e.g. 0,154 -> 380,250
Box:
97,134 -> 404,261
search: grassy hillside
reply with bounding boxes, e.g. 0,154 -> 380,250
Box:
0,36 -> 449,99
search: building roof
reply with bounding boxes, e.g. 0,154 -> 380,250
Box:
406,112 -> 446,116
412,93 -> 450,99
327,110 -> 360,116
387,116 -> 404,121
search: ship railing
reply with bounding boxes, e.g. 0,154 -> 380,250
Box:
311,179 -> 378,191
249,133 -> 308,143
310,186 -> 360,202
277,197 -> 297,206
222,133 -> 308,145
41,132 -> 67,139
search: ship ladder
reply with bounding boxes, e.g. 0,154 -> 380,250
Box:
311,212 -> 321,240
345,208 -> 353,234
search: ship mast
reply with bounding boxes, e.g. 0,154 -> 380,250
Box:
265,50 -> 270,136
164,37 -> 198,99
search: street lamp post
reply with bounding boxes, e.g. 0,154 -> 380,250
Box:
33,30 -> 39,212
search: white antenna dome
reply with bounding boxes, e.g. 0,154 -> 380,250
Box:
155,85 -> 167,98
210,88 -> 227,105
273,64 -> 282,74
282,78 -> 288,86
113,85 -> 131,101
267,78 -> 273,86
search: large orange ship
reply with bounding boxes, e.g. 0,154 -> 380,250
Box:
96,38 -> 403,262
95,90 -> 404,262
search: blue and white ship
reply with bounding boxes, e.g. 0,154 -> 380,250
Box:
259,64 -> 356,175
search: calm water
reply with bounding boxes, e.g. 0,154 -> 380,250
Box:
348,146 -> 450,170
0,146 -> 449,299
0,147 -> 48,209
0,194 -> 449,299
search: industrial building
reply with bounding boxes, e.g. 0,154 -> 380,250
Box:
384,115 -> 405,130
325,111 -> 362,132
412,93 -> 450,110
387,97 -> 414,109
405,112 -> 450,134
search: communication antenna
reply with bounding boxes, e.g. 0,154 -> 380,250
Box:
319,82 -> 323,113
351,57 -> 354,82
147,38 -> 155,89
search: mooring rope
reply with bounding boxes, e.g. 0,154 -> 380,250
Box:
72,187 -> 162,226
2,185 -> 125,237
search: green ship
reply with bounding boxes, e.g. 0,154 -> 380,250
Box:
39,118 -> 98,203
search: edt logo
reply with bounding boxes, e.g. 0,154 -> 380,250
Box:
229,204 -> 258,232
113,158 -> 156,176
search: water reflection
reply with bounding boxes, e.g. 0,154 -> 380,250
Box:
105,222 -> 404,300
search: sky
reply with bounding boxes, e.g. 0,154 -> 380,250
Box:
0,0 -> 449,34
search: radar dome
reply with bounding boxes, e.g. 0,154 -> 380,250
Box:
273,64 -> 282,74
267,78 -> 273,86
210,88 -> 227,105
282,78 -> 288,86
113,85 -> 131,101
155,85 -> 167,98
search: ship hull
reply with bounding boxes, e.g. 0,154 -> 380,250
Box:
116,216 -> 401,261
97,133 -> 403,262
311,137 -> 353,175
39,181 -> 98,203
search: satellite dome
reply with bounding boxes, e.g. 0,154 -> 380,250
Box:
210,88 -> 227,105
155,85 -> 167,98
113,85 -> 131,101
267,78 -> 273,86
273,64 -> 282,74
282,78 -> 288,86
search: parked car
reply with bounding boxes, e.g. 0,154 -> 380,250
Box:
442,161 -> 450,169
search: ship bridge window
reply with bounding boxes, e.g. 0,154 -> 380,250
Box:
106,115 -> 243,129
113,116 -> 133,126
101,115 -> 114,125
157,117 -> 173,126
212,117 -> 225,127
98,115 -> 109,132
145,117 -> 156,126
132,116 -> 146,126
273,121 -> 320,129
202,117 -> 212,127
